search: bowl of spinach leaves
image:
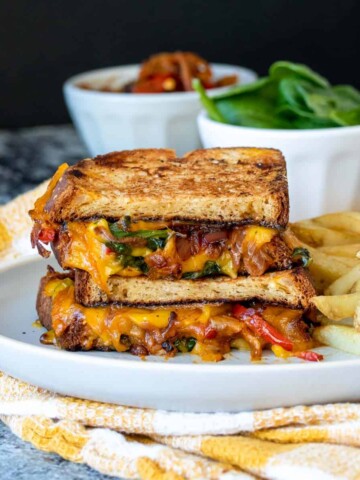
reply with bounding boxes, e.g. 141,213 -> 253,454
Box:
194,61 -> 360,129
195,61 -> 360,221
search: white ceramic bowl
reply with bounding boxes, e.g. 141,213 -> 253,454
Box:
198,111 -> 360,221
63,64 -> 257,157
64,64 -> 257,156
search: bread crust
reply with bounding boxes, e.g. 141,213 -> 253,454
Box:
36,268 -> 107,351
75,267 -> 315,310
44,147 -> 289,227
36,273 -> 54,331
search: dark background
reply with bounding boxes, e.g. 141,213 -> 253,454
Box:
1,0 -> 359,127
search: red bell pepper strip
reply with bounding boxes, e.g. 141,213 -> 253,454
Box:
232,304 -> 294,352
38,227 -> 56,244
295,351 -> 324,362
204,325 -> 217,340
232,304 -> 248,317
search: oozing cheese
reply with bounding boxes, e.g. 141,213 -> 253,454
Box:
217,249 -> 237,278
131,247 -> 153,257
131,220 -> 168,231
60,219 -> 279,291
45,277 -> 313,360
30,163 -> 69,222
243,225 -> 277,247
47,278 -> 232,351
181,251 -> 212,273
63,220 -> 124,292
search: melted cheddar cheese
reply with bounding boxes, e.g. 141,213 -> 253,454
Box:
181,251 -> 212,273
59,219 -> 281,291
243,225 -> 277,246
63,220 -> 124,291
131,220 -> 168,231
30,163 -> 69,222
43,277 -> 313,361
46,278 -> 232,353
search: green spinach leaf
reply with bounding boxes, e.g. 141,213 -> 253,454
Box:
118,255 -> 149,273
215,79 -> 289,128
269,61 -> 329,88
192,79 -> 225,123
147,237 -> 167,251
212,76 -> 272,100
174,337 -> 196,352
110,222 -> 169,240
182,260 -> 222,279
331,107 -> 360,126
277,104 -> 340,129
106,241 -> 131,255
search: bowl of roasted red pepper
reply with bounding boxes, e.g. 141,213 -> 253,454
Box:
63,51 -> 257,156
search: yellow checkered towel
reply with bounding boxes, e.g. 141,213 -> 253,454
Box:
1,373 -> 360,480
1,187 -> 360,480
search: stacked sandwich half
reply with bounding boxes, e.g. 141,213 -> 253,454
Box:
30,147 -> 317,361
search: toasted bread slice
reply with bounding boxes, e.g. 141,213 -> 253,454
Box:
43,147 -> 289,227
75,267 -> 315,309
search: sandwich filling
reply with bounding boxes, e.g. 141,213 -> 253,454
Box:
32,217 -> 310,293
40,274 -> 318,362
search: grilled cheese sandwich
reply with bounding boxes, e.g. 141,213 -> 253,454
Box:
31,147 -> 318,362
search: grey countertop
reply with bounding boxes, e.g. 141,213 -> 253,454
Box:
0,125 -> 87,204
0,126 -> 113,479
0,422 -> 113,480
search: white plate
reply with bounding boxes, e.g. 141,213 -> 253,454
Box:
1,256 -> 360,412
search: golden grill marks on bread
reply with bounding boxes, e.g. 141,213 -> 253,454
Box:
74,267 -> 316,309
32,147 -> 289,226
37,268 -> 313,361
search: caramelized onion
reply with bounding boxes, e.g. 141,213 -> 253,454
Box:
146,252 -> 182,279
175,52 -> 193,91
176,237 -> 192,261
242,234 -> 275,277
228,227 -> 246,271
208,316 -> 244,337
189,231 -> 201,255
116,237 -> 147,246
93,226 -> 116,242
31,223 -> 52,258
203,231 -> 228,244
149,312 -> 177,344
30,223 -> 39,249
203,242 -> 223,259
241,326 -> 263,361
178,322 -> 206,340
146,253 -> 168,269
129,344 -> 149,356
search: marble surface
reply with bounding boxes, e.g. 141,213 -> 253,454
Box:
0,126 -> 113,479
0,125 -> 87,204
0,422 -> 113,480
